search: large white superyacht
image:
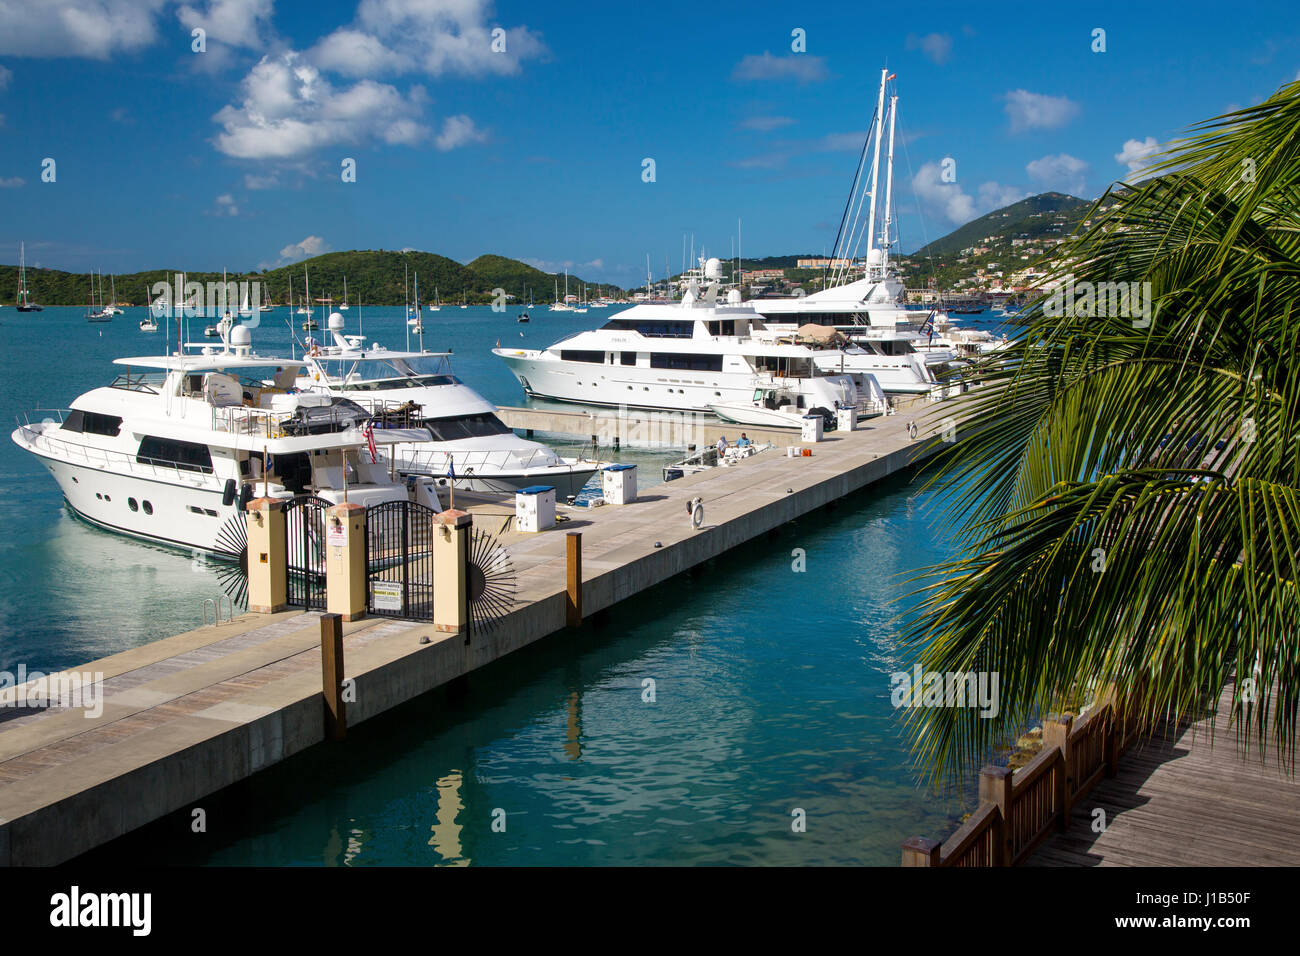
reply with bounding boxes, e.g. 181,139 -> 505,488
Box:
12,323 -> 434,554
493,258 -> 883,421
299,314 -> 601,497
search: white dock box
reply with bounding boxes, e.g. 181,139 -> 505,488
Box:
515,485 -> 556,533
836,406 -> 857,432
801,414 -> 824,443
601,463 -> 637,505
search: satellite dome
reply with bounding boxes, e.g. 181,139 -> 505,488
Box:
867,248 -> 884,265
726,289 -> 742,304
704,257 -> 724,280
328,312 -> 345,331
230,325 -> 251,346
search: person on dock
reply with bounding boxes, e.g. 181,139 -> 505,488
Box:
716,435 -> 728,455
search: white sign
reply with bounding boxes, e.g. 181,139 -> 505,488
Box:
327,520 -> 348,547
372,581 -> 403,611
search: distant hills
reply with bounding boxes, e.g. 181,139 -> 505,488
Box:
0,249 -> 618,307
912,192 -> 1090,259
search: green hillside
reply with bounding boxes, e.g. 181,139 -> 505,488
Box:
912,192 -> 1090,259
0,249 -> 619,307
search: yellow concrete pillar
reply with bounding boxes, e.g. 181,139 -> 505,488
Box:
325,502 -> 367,621
432,509 -> 471,633
246,497 -> 287,613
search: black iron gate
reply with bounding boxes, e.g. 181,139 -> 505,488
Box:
366,500 -> 437,619
285,495 -> 330,609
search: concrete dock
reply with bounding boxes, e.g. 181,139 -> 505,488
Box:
0,400 -> 955,865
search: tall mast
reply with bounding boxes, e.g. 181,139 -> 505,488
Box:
880,92 -> 898,278
863,67 -> 888,279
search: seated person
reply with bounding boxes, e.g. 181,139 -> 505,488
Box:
716,435 -> 728,454
737,433 -> 752,447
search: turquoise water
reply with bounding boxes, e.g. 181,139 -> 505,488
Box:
3,304 -> 971,865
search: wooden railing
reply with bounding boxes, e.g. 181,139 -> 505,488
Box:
901,691 -> 1141,867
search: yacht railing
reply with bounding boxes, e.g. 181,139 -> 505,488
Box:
393,446 -> 592,476
15,417 -> 218,484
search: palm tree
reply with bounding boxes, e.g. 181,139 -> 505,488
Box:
904,80 -> 1300,790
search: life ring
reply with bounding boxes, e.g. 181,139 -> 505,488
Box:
907,421 -> 918,440
688,496 -> 704,529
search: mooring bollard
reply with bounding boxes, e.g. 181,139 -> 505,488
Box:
246,497 -> 287,613
320,613 -> 346,741
566,531 -> 582,626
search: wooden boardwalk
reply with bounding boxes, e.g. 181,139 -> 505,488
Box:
1028,683 -> 1300,866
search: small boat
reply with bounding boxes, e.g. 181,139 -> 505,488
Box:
103,275 -> 124,315
259,303 -> 274,312
204,325 -> 221,338
301,318 -> 319,331
517,312 -> 529,323
15,242 -> 42,312
428,287 -> 441,311
339,276 -> 349,311
139,316 -> 159,332
86,269 -> 111,322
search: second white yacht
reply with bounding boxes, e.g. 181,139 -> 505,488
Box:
300,314 -> 601,497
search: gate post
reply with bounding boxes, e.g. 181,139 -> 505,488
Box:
432,509 -> 472,633
325,502 -> 367,621
246,497 -> 287,613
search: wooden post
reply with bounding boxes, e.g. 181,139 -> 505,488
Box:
320,613 -> 346,741
1043,713 -> 1074,830
978,765 -> 1014,865
1099,685 -> 1121,777
900,836 -> 941,867
566,531 -> 582,626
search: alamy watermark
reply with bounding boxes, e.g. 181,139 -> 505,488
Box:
891,666 -> 1000,718
150,273 -> 264,326
0,665 -> 103,718
1044,279 -> 1152,328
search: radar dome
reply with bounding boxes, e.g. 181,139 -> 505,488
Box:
867,248 -> 884,265
704,257 -> 724,280
230,325 -> 251,346
726,289 -> 742,304
328,312 -> 345,331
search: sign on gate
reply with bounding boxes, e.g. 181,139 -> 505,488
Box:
372,581 -> 403,611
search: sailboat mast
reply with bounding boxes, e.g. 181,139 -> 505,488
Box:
863,67 -> 888,280
881,92 -> 898,276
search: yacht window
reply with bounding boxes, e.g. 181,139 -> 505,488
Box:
650,353 -> 722,372
317,357 -> 459,390
61,410 -> 122,436
420,413 -> 514,442
601,318 -> 693,338
136,436 -> 214,474
706,320 -> 736,336
110,371 -> 166,393
560,350 -> 605,364
620,352 -> 637,366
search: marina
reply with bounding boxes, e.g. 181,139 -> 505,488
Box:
0,0 -> 1296,904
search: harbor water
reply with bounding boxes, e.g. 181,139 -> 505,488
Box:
2,305 -> 983,864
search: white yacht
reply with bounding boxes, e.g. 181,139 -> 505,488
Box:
494,258 -> 880,420
300,314 -> 601,497
12,325 -> 434,554
745,68 -> 966,396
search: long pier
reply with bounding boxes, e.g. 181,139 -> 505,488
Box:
0,402 -> 951,865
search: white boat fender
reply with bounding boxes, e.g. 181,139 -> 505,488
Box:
907,421 -> 918,440
687,496 -> 704,529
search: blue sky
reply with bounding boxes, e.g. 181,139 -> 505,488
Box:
1,0 -> 1297,287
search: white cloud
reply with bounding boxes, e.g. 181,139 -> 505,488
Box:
0,65 -> 10,90
309,0 -> 546,79
739,115 -> 795,132
0,176 -> 24,188
1003,89 -> 1080,133
213,193 -> 239,216
817,130 -> 868,151
1115,136 -> 1161,176
212,52 -> 431,159
731,52 -> 828,84
906,32 -> 952,65
435,113 -> 487,151
243,171 -> 279,189
912,161 -> 1026,225
1026,153 -> 1089,196
0,1 -> 168,59
260,235 -> 329,269
176,0 -> 273,49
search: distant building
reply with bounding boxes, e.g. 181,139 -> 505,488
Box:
796,257 -> 855,269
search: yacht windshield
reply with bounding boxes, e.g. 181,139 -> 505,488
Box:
317,356 -> 459,390
421,413 -> 513,442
